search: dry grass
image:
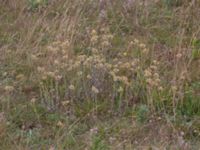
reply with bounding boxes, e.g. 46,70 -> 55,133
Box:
0,0 -> 200,149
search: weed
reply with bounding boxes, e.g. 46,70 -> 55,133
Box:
28,0 -> 48,10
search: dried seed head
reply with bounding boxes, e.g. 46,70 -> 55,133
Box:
4,86 -> 14,92
69,84 -> 75,90
92,86 -> 99,94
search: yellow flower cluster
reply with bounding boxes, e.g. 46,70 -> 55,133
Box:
90,28 -> 113,53
90,30 -> 98,44
133,38 -> 149,54
35,30 -> 143,90
32,28 -> 164,105
144,60 -> 163,90
34,40 -> 72,81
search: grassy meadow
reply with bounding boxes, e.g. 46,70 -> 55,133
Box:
0,0 -> 200,149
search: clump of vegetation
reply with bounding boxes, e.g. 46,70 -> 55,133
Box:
28,0 -> 48,10
0,0 -> 200,149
